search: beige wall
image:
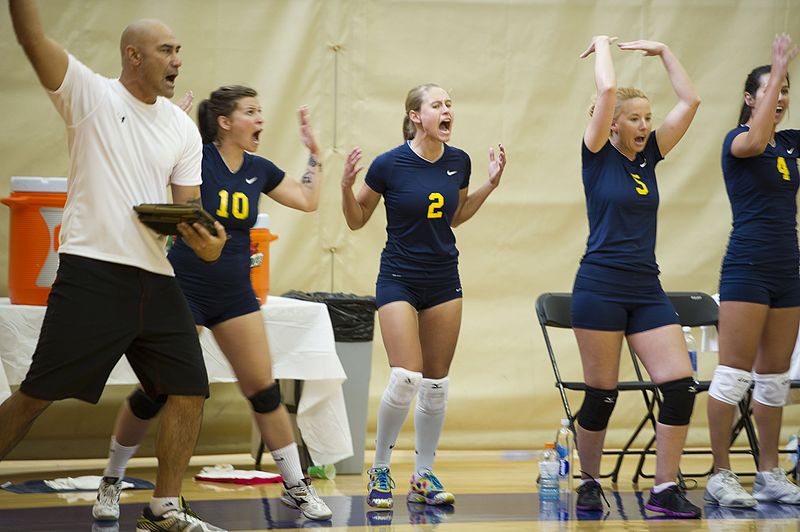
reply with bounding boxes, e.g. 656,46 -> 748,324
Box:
1,0 -> 799,458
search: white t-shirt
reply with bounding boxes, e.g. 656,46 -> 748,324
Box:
48,54 -> 202,276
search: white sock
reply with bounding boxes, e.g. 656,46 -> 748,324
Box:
652,481 -> 677,494
149,497 -> 181,516
270,442 -> 305,486
373,398 -> 412,469
414,377 -> 448,472
103,436 -> 139,480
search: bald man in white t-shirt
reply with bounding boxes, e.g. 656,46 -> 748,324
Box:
2,2 -> 227,531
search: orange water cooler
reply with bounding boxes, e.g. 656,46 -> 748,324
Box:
1,177 -> 68,306
249,213 -> 278,305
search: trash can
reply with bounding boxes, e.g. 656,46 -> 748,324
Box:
283,291 -> 377,474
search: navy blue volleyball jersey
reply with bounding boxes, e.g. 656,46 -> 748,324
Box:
580,132 -> 664,274
722,126 -> 800,272
169,143 -> 285,286
365,142 -> 471,282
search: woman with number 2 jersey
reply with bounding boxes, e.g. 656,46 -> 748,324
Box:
570,36 -> 701,517
704,34 -> 800,508
341,83 -> 506,509
94,86 -> 332,522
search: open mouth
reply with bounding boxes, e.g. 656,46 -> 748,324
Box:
252,129 -> 262,144
439,118 -> 451,134
165,74 -> 177,86
634,135 -> 646,144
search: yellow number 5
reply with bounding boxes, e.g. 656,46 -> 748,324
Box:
427,192 -> 444,219
630,173 -> 649,196
777,156 -> 791,181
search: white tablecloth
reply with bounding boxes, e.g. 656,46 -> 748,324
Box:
0,296 -> 353,465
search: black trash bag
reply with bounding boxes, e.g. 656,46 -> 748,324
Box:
282,291 -> 376,342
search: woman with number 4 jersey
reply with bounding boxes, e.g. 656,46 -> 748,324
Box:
93,86 -> 332,523
570,36 -> 701,517
705,34 -> 800,509
341,83 -> 506,509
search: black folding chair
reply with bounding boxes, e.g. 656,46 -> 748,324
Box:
535,291 -> 763,485
536,292 -> 660,483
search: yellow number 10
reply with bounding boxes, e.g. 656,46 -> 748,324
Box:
427,192 -> 444,219
217,190 -> 250,219
777,156 -> 791,181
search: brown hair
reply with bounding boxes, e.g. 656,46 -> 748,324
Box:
588,87 -> 649,119
402,83 -> 442,140
737,65 -> 791,125
198,85 -> 258,144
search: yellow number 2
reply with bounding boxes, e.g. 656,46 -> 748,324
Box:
427,192 -> 444,219
630,173 -> 649,196
777,156 -> 791,181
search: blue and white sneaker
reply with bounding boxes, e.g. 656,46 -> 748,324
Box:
407,468 -> 455,505
367,467 -> 395,508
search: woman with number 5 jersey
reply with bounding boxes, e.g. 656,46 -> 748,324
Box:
704,34 -> 800,509
570,36 -> 701,517
341,83 -> 506,510
93,85 -> 332,523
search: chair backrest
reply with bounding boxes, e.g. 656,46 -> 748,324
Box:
535,292 -> 572,329
666,292 -> 718,328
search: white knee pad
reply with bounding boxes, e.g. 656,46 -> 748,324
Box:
416,377 -> 449,415
382,367 -> 422,409
708,365 -> 752,405
752,371 -> 790,407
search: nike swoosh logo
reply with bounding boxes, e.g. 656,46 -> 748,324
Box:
246,177 -> 257,184
639,161 -> 647,168
447,170 -> 457,175
789,148 -> 796,154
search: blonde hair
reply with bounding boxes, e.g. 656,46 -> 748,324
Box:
588,87 -> 649,118
403,83 -> 442,140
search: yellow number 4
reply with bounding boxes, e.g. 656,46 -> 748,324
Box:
777,156 -> 791,181
427,192 -> 444,219
630,173 -> 649,195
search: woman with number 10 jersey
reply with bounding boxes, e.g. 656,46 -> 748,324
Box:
341,83 -> 506,509
94,86 -> 332,523
570,36 -> 701,518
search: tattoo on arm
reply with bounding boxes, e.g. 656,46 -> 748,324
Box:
302,154 -> 321,186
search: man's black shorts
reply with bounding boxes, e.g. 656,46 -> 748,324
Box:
20,254 -> 209,403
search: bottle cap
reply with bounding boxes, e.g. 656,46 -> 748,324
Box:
544,442 -> 555,449
561,419 -> 569,426
682,326 -> 691,332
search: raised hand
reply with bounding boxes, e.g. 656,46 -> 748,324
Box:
341,147 -> 363,190
176,90 -> 193,114
772,33 -> 799,74
487,144 -> 506,188
580,35 -> 618,59
617,40 -> 667,56
298,106 -> 320,156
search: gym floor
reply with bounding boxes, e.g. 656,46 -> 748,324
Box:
0,450 -> 797,531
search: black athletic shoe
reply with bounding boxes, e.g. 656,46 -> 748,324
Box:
576,480 -> 605,511
645,485 -> 701,519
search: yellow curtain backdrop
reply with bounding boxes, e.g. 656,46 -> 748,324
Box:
0,0 -> 798,458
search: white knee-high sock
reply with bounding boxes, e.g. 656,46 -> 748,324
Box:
103,436 -> 139,480
270,442 -> 305,487
373,368 -> 422,469
414,377 -> 449,472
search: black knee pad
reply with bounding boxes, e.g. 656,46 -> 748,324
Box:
657,377 -> 696,426
248,382 -> 282,413
128,389 -> 166,420
577,386 -> 619,431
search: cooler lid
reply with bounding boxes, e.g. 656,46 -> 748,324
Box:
253,212 -> 270,229
11,176 -> 68,193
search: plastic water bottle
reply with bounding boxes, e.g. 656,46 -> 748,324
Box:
683,326 -> 698,382
539,442 -> 560,501
556,419 -> 575,495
